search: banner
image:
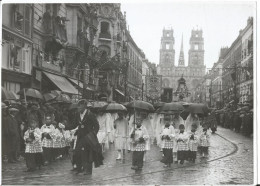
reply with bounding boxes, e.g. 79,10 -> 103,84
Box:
145,75 -> 162,100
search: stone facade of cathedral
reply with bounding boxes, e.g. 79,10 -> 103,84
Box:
157,28 -> 206,101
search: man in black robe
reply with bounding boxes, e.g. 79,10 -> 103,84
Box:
67,99 -> 103,175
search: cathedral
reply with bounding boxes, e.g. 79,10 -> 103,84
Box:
157,28 -> 206,101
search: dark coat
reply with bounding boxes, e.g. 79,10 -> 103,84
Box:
5,114 -> 20,153
73,110 -> 103,167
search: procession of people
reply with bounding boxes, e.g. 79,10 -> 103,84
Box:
1,88 -> 254,175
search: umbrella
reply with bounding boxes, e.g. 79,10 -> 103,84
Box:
126,100 -> 154,112
102,102 -> 127,112
153,102 -> 165,109
92,101 -> 107,109
43,93 -> 57,102
187,103 -> 209,116
17,88 -> 43,99
157,102 -> 184,114
50,90 -> 62,96
54,94 -> 71,103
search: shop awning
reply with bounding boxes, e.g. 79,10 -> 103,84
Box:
115,89 -> 125,96
68,78 -> 83,88
68,78 -> 94,91
43,72 -> 78,95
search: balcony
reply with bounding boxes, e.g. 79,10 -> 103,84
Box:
41,60 -> 63,73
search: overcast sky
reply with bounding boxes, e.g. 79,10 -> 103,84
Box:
121,1 -> 255,69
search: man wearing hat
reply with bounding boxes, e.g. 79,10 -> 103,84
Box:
67,99 -> 103,175
5,106 -> 20,163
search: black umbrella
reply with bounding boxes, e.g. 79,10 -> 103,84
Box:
102,102 -> 127,112
157,102 -> 184,114
17,88 -> 43,100
127,100 -> 154,112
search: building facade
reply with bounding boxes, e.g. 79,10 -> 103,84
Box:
2,4 -> 33,95
157,28 -> 206,101
239,17 -> 253,104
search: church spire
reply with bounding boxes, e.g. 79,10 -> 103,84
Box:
178,34 -> 185,66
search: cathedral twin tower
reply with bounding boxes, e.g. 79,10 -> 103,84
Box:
158,28 -> 206,93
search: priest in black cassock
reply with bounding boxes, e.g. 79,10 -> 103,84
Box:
67,99 -> 103,175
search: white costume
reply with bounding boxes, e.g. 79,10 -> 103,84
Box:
185,114 -> 200,132
97,113 -> 110,149
114,118 -> 129,150
154,113 -> 164,147
141,118 -> 154,150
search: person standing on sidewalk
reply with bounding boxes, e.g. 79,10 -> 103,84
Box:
114,112 -> 129,160
160,114 -> 175,167
130,116 -> 149,170
5,107 -> 20,163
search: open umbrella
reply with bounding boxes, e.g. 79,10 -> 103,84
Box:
55,94 -> 71,103
17,88 -> 43,100
43,93 -> 57,102
50,90 -> 62,96
92,101 -> 107,109
102,102 -> 127,112
186,103 -> 209,117
157,102 -> 184,114
153,102 -> 165,109
127,100 -> 154,112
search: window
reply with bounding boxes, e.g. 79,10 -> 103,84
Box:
166,43 -> 170,50
101,22 -> 110,34
166,33 -> 170,37
7,43 -> 31,74
14,4 -> 32,36
3,81 -> 21,96
194,44 -> 199,50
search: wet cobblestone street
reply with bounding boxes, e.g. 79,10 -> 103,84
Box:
2,127 -> 253,185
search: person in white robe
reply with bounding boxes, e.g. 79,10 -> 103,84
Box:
114,112 -> 129,160
141,112 -> 154,161
154,113 -> 164,149
185,113 -> 200,132
171,113 -> 185,162
97,111 -> 110,152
